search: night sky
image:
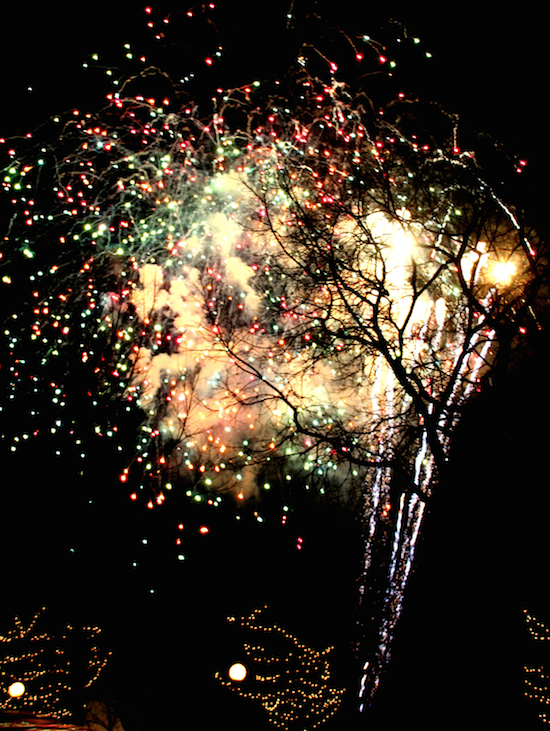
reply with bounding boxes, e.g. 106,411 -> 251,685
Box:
1,3 -> 549,729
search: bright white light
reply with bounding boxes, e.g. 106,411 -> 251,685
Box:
228,662 -> 247,681
8,682 -> 25,698
492,260 -> 516,284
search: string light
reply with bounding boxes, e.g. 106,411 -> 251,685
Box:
0,608 -> 110,718
215,606 -> 345,729
524,609 -> 550,724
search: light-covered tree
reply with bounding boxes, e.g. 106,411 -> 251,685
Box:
0,608 -> 110,720
215,606 -> 344,729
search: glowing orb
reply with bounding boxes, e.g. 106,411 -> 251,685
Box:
492,260 -> 516,284
8,682 -> 25,698
228,662 -> 247,681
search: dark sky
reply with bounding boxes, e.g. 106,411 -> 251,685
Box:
1,3 -> 547,140
1,3 -> 549,730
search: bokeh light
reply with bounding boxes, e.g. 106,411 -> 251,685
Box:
8,682 -> 25,698
228,663 -> 247,682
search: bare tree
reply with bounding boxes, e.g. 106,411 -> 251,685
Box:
1,17 -> 546,717
204,78 -> 547,703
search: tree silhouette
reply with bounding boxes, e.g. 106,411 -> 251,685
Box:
206,77 -> 546,702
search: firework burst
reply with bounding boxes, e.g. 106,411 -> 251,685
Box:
1,6 -> 545,714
